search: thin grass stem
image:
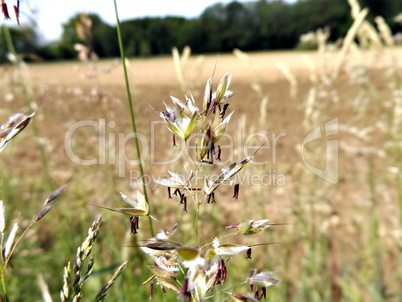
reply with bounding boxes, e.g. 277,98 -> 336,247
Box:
113,0 -> 154,237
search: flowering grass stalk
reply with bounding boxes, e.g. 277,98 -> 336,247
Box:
96,69 -> 281,301
0,184 -> 66,300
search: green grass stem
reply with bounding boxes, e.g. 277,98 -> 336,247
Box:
113,0 -> 154,237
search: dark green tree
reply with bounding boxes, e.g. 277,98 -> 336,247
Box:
1,25 -> 40,62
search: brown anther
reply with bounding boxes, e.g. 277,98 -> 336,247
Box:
261,287 -> 267,300
233,183 -> 240,199
254,289 -> 259,299
179,277 -> 191,301
1,1 -> 10,20
219,259 -> 227,283
182,195 -> 187,212
207,193 -> 216,204
13,0 -> 19,25
246,247 -> 252,259
173,188 -> 181,197
219,103 -> 229,118
179,192 -> 185,204
130,216 -> 139,234
216,145 -> 221,161
149,282 -> 154,299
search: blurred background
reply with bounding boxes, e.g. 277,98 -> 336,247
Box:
1,0 -> 401,62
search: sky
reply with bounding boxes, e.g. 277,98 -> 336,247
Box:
10,0 -> 296,42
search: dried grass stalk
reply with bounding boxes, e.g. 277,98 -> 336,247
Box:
276,62 -> 298,98
375,16 -> 394,46
333,8 -> 369,79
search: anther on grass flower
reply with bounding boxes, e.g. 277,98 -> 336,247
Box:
1,0 -> 10,20
149,282 -> 154,299
130,216 -> 139,234
13,0 -> 19,25
246,247 -> 252,259
206,193 -> 215,203
219,103 -> 230,118
179,277 -> 191,301
216,145 -> 221,161
209,259 -> 227,286
182,195 -> 187,212
233,183 -> 240,199
91,191 -> 150,235
173,188 -> 181,197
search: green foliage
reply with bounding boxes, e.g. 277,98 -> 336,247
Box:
0,25 -> 39,62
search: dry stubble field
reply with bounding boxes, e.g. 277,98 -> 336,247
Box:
1,48 -> 402,301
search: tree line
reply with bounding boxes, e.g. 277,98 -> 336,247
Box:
1,0 -> 401,62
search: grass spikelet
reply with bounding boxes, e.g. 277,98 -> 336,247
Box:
275,62 -> 298,98
35,185 -> 66,221
61,216 -> 103,302
3,222 -> 18,261
348,0 -> 361,19
0,111 -> 36,153
95,261 -> 128,302
316,27 -> 330,54
375,16 -> 394,47
333,7 -> 368,79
